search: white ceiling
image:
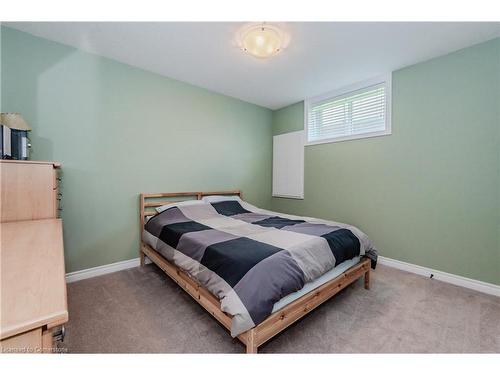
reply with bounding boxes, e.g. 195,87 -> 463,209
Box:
5,22 -> 500,110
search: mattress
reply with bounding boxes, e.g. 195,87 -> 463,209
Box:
272,256 -> 360,312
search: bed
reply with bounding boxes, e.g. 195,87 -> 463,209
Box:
139,190 -> 376,353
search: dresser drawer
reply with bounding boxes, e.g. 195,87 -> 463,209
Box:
0,160 -> 60,222
0,328 -> 42,354
0,325 -> 65,354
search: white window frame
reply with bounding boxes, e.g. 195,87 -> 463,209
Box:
304,74 -> 392,146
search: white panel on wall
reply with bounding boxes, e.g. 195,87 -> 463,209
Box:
272,130 -> 304,199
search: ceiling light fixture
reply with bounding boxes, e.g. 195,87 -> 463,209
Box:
237,23 -> 288,59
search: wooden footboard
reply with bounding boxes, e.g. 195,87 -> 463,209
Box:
139,191 -> 371,353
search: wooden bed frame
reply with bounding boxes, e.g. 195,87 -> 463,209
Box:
139,190 -> 371,353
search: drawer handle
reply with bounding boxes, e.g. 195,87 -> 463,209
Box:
53,325 -> 66,342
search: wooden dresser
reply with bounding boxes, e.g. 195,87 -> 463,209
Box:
0,160 -> 68,353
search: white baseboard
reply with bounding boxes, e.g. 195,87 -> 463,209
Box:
378,256 -> 500,297
66,254 -> 499,297
66,257 -> 151,283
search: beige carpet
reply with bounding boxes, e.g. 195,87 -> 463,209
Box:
62,263 -> 500,353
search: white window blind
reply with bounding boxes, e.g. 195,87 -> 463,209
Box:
306,76 -> 391,144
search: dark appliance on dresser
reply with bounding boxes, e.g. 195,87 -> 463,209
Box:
1,113 -> 31,160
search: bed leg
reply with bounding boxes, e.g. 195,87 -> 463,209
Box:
139,247 -> 145,267
364,268 -> 370,290
246,329 -> 258,354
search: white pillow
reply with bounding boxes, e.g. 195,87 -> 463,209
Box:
201,195 -> 241,203
155,199 -> 204,213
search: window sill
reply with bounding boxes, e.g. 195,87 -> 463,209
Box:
305,129 -> 391,146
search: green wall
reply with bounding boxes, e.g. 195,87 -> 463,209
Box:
271,38 -> 500,285
2,26 -> 499,284
1,27 -> 273,272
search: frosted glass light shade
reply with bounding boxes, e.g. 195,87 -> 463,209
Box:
239,24 -> 285,58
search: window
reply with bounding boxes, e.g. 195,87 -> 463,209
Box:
305,75 -> 391,145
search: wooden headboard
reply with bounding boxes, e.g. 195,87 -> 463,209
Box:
139,190 -> 242,227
